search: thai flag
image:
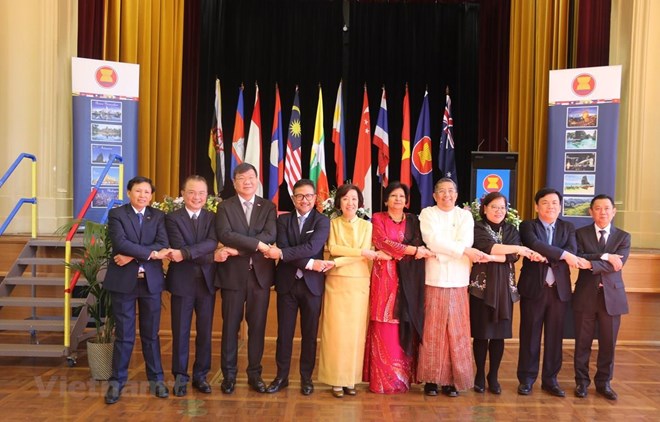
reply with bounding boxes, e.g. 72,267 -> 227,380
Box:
373,86 -> 389,187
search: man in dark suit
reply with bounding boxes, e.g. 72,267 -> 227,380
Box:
573,194 -> 630,401
517,187 -> 578,397
262,179 -> 335,395
215,163 -> 277,394
165,175 -> 218,397
103,176 -> 170,404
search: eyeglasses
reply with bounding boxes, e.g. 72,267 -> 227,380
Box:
488,205 -> 507,211
435,189 -> 456,195
292,193 -> 316,201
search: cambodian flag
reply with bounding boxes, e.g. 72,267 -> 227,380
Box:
230,85 -> 245,176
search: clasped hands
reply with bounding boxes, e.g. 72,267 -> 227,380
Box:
573,254 -> 624,271
112,247 -> 171,266
261,244 -> 335,272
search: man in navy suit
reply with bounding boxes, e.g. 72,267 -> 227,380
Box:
104,176 -> 170,404
165,175 -> 221,397
215,163 -> 277,394
573,194 -> 630,400
517,187 -> 578,398
262,179 -> 335,395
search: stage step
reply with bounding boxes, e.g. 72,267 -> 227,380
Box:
2,276 -> 88,287
0,319 -> 76,332
0,343 -> 66,358
0,297 -> 86,308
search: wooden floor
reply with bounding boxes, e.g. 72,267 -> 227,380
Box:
0,334 -> 658,421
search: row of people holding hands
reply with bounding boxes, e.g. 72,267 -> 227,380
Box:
103,163 -> 629,405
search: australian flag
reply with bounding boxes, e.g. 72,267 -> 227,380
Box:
438,93 -> 457,184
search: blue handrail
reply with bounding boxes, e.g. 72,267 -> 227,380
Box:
0,153 -> 37,237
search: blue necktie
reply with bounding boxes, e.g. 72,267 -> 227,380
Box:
598,229 -> 607,251
137,212 -> 143,226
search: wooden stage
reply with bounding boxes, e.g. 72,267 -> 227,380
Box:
0,335 -> 658,421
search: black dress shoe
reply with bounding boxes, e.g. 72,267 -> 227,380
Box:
473,384 -> 485,393
424,383 -> 438,396
575,384 -> 588,398
541,384 -> 565,397
221,378 -> 236,394
104,384 -> 121,404
151,381 -> 169,398
173,383 -> 187,397
488,382 -> 502,395
248,377 -> 267,393
441,385 -> 459,397
266,377 -> 289,393
301,379 -> 314,395
596,385 -> 618,400
517,383 -> 532,395
192,379 -> 212,394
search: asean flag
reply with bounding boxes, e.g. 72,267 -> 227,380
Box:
412,90 -> 433,208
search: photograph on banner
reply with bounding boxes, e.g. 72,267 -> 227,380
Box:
91,100 -> 122,122
565,129 -> 597,149
563,196 -> 592,217
91,166 -> 120,187
91,123 -> 122,142
91,144 -> 122,165
564,152 -> 596,172
566,106 -> 598,127
563,174 -> 595,196
92,187 -> 120,208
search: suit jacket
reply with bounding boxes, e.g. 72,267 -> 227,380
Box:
518,218 -> 576,301
103,204 -> 169,294
165,207 -> 218,296
573,224 -> 630,316
274,209 -> 330,297
214,195 -> 277,290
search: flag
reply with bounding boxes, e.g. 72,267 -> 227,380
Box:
207,78 -> 225,194
331,81 -> 347,186
353,85 -> 372,214
373,86 -> 389,187
230,85 -> 245,176
268,84 -> 284,208
244,83 -> 263,196
438,93 -> 457,184
309,86 -> 329,207
284,87 -> 302,197
400,83 -> 412,191
412,90 -> 433,208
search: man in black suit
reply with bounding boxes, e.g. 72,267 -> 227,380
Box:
573,194 -> 630,400
165,175 -> 219,396
262,179 -> 335,395
103,176 -> 170,404
215,163 -> 277,394
517,187 -> 578,397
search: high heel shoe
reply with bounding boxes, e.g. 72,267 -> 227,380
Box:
331,386 -> 344,398
343,386 -> 357,396
487,375 -> 502,395
474,375 -> 485,393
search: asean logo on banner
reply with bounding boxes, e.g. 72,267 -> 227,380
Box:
412,136 -> 433,174
482,174 -> 503,193
572,73 -> 595,96
95,66 -> 118,89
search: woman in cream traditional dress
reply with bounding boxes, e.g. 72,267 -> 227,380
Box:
318,183 -> 387,398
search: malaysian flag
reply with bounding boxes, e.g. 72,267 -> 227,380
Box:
438,92 -> 457,184
284,87 -> 302,197
230,84 -> 245,176
373,86 -> 389,187
268,84 -> 284,208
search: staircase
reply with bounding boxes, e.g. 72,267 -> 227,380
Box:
0,237 -> 93,364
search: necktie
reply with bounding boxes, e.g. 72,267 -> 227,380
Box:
244,201 -> 253,224
137,212 -> 143,226
191,213 -> 199,231
545,224 -> 555,286
298,214 -> 306,234
598,229 -> 607,251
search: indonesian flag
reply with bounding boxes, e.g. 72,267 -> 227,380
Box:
373,86 -> 389,187
244,83 -> 263,196
353,85 -> 372,214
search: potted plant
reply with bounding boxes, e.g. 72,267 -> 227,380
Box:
68,220 -> 115,380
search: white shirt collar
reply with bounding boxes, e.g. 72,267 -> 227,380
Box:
239,196 -> 255,207
185,207 -> 201,219
131,205 -> 145,215
594,223 -> 611,236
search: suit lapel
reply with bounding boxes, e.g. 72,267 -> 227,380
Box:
127,205 -> 142,241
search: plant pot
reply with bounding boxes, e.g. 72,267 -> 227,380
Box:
87,339 -> 114,381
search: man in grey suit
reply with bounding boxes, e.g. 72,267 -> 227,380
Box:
262,179 -> 334,395
165,175 -> 218,397
573,194 -> 631,401
215,163 -> 277,394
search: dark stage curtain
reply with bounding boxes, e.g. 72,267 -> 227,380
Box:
193,0 -> 481,212
477,0 -> 510,153
77,0 -> 104,59
179,0 -> 201,189
576,0 -> 611,68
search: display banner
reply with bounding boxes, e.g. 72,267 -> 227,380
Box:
71,58 -> 139,222
547,65 -> 621,228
